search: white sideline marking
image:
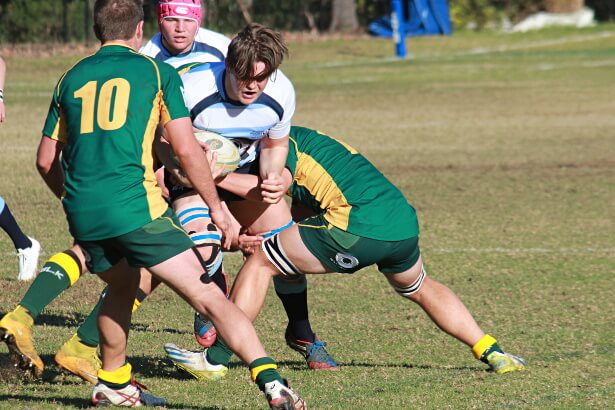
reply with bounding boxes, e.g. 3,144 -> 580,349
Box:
430,247 -> 615,255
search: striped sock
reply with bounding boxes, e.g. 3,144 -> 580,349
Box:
249,357 -> 282,391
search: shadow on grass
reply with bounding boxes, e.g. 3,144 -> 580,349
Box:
0,394 -> 88,408
0,311 -> 89,328
0,310 -> 191,336
0,393 -> 220,409
275,359 -> 480,372
1,354 -> 220,409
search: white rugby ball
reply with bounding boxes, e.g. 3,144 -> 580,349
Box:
174,130 -> 240,177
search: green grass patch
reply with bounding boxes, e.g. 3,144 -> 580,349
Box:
1,25 -> 614,408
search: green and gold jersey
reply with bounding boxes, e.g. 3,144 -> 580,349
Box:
286,127 -> 419,241
42,44 -> 189,240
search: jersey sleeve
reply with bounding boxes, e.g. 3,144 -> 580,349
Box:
41,79 -> 67,142
268,73 -> 295,139
158,63 -> 190,126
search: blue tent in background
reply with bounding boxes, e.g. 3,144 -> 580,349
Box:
369,0 -> 452,37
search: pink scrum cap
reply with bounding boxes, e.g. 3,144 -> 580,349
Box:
158,0 -> 202,26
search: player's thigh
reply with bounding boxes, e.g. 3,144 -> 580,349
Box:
272,224 -> 330,274
172,193 -> 213,232
228,197 -> 292,234
148,248 -> 225,306
117,208 -> 195,269
376,235 -> 422,287
172,193 -> 220,257
382,255 -> 424,289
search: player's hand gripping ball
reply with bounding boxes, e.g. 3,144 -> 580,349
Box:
174,130 -> 240,177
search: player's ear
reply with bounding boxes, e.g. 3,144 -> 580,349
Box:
135,20 -> 144,40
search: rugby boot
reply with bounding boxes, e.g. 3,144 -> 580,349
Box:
485,351 -> 526,374
55,334 -> 101,384
0,305 -> 44,377
193,311 -> 217,348
285,327 -> 339,370
264,379 -> 307,410
91,377 -> 166,407
163,342 -> 228,381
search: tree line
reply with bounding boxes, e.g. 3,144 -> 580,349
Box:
0,0 -> 613,44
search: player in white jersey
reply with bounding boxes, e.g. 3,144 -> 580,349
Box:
178,61 -> 295,177
161,23 -> 339,371
139,0 -> 230,68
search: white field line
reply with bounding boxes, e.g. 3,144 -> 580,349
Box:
312,31 -> 615,68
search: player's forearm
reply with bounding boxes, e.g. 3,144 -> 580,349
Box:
36,136 -> 64,198
259,137 -> 289,179
175,147 -> 223,212
153,130 -> 175,169
164,117 -> 223,211
38,164 -> 65,199
0,57 -> 6,91
216,172 -> 263,201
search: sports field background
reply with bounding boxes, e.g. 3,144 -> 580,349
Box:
1,26 -> 614,408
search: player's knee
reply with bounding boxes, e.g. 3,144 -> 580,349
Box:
191,281 -> 228,315
390,264 -> 428,299
47,248 -> 87,286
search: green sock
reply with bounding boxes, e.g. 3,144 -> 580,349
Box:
480,342 -> 503,364
19,250 -> 82,318
76,288 -> 106,346
206,338 -> 233,367
249,357 -> 283,391
75,286 -> 147,347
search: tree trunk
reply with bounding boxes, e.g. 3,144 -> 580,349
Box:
329,0 -> 359,33
236,0 -> 253,24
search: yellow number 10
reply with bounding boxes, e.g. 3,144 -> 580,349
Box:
74,78 -> 130,134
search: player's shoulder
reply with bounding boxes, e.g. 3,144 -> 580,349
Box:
180,61 -> 223,80
195,28 -> 231,46
139,33 -> 163,57
265,69 -> 294,95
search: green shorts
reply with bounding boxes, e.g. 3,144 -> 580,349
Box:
77,208 -> 194,273
297,214 -> 420,274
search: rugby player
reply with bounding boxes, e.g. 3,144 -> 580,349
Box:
0,56 -> 41,280
159,22 -> 338,374
165,126 -> 527,377
3,1 -> 305,408
0,0 -> 231,383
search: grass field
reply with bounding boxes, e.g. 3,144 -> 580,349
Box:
1,25 -> 614,409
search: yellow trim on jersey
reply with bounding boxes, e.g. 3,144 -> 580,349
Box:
98,362 -> 132,385
48,252 -> 81,286
294,153 -> 352,231
132,298 -> 141,313
472,334 -> 498,359
49,110 -> 68,142
177,62 -> 202,75
163,216 -> 192,236
250,364 -> 278,382
135,53 -> 167,222
141,90 -> 168,221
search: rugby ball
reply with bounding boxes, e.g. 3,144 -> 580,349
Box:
174,130 -> 240,177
